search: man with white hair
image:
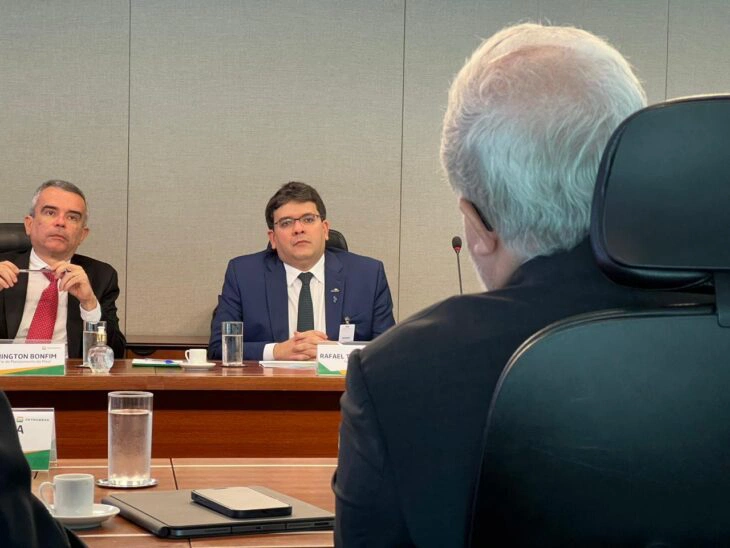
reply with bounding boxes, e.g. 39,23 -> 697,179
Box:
0,180 -> 125,358
333,23 -> 697,546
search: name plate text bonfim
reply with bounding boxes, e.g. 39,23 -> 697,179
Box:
0,343 -> 65,375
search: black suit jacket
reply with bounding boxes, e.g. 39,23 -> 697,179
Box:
0,250 -> 125,358
333,240 -> 708,547
0,391 -> 85,547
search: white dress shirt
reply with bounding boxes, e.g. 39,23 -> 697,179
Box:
14,249 -> 101,349
262,254 -> 326,360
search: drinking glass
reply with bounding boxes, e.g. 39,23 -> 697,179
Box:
106,391 -> 154,487
221,321 -> 244,366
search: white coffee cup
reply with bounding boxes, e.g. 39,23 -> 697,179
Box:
39,473 -> 95,517
185,348 -> 208,364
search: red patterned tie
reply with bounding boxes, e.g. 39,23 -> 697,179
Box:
26,270 -> 59,342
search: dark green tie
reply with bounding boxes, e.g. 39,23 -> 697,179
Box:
297,272 -> 314,332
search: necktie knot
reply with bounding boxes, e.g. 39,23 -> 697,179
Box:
43,270 -> 56,284
299,272 -> 314,286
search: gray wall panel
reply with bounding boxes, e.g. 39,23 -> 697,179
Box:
126,0 -> 404,336
400,0 -> 540,321
667,0 -> 730,98
3,1 -> 729,339
0,0 -> 130,329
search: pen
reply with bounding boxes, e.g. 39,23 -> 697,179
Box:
18,268 -> 72,274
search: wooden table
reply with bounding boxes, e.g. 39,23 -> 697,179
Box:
2,361 -> 345,458
32,458 -> 336,547
32,459 -> 185,548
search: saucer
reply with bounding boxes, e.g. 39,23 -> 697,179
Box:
48,503 -> 120,530
97,477 -> 158,489
180,361 -> 215,370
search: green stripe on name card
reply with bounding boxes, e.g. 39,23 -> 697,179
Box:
24,449 -> 52,471
316,363 -> 345,376
10,365 -> 65,376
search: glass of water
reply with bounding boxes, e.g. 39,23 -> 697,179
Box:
221,321 -> 244,366
106,391 -> 154,487
82,320 -> 106,366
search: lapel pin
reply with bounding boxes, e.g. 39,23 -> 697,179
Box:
330,288 -> 340,293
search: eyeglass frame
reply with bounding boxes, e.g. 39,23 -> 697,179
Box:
468,201 -> 494,232
272,213 -> 323,230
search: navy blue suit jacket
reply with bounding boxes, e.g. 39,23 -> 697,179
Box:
209,248 -> 395,361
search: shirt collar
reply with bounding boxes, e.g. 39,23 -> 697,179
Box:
283,253 -> 326,287
30,248 -> 74,270
29,248 -> 51,271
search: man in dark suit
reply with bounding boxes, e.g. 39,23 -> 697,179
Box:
0,391 -> 85,547
0,180 -> 125,358
333,24 -> 701,546
209,181 -> 394,361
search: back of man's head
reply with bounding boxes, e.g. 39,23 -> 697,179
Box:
440,23 -> 647,260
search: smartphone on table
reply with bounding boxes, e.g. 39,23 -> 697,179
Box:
191,487 -> 293,519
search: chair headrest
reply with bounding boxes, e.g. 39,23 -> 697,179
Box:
326,229 -> 348,252
0,223 -> 31,254
591,95 -> 730,290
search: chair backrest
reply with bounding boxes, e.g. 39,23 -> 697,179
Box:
0,223 -> 31,254
470,95 -> 730,546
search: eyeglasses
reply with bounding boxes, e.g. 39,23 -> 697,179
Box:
273,213 -> 321,230
469,201 -> 494,232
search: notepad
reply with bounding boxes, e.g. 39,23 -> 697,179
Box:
259,361 -> 316,369
132,359 -> 183,367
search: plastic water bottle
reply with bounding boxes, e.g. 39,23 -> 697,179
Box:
89,325 -> 114,373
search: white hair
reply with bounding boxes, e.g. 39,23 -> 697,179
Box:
440,23 -> 647,259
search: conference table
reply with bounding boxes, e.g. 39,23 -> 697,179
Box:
32,457 -> 337,547
2,360 -> 345,459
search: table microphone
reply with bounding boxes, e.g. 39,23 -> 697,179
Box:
452,236 -> 463,295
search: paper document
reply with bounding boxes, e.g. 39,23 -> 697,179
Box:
132,359 -> 183,367
259,361 -> 317,369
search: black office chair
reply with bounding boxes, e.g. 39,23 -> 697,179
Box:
0,223 -> 31,254
470,95 -> 730,546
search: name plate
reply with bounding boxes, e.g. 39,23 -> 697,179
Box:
316,343 -> 366,376
12,408 -> 56,471
0,343 -> 66,375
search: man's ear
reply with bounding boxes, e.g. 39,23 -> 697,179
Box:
267,230 -> 277,250
459,199 -> 498,257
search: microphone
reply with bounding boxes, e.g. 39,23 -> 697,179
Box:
451,236 -> 463,295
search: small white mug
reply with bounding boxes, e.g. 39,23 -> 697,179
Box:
185,348 -> 207,364
39,473 -> 95,517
